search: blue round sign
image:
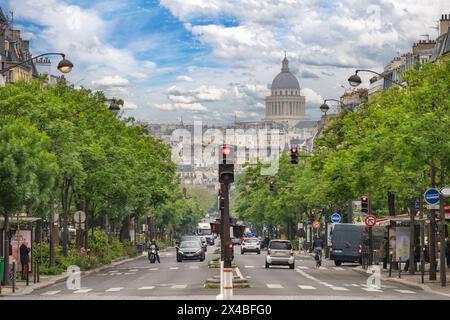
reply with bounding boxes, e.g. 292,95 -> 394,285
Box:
424,188 -> 440,205
331,213 -> 341,224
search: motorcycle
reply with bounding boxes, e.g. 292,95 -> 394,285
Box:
148,249 -> 157,264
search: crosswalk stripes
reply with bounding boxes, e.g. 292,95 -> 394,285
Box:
330,286 -> 349,291
105,287 -> 123,292
41,290 -> 61,296
244,265 -> 255,268
267,284 -> 284,289
169,267 -> 179,270
171,284 -> 187,289
297,266 -> 309,270
138,286 -> 155,290
362,287 -> 383,292
189,266 -> 199,269
395,289 -> 416,294
333,267 -> 345,271
73,288 -> 92,294
298,285 -> 316,290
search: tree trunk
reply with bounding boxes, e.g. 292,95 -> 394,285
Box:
409,201 -> 416,275
61,178 -> 73,257
3,209 -> 10,285
120,214 -> 130,242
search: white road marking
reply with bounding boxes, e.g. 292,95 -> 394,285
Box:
244,265 -> 255,268
110,273 -> 123,276
267,284 -> 284,289
319,282 -> 334,287
189,266 -> 199,269
333,267 -> 345,271
171,284 -> 187,289
129,269 -> 139,272
362,287 -> 384,292
106,287 -> 123,292
138,286 -> 155,290
108,270 -> 119,273
395,289 -> 416,294
246,276 -> 252,279
330,286 -> 349,291
149,268 -> 159,271
41,290 -> 61,295
73,289 -> 92,294
352,284 -> 360,287
297,266 -> 309,270
124,272 -> 137,275
170,267 -> 179,270
298,285 -> 316,290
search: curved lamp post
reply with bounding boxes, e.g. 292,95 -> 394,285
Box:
0,52 -> 74,75
348,69 -> 406,88
321,99 -> 350,114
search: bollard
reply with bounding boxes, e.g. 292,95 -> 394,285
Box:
389,253 -> 393,277
398,257 -> 402,279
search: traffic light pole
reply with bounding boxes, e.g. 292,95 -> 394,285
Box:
368,193 -> 373,266
220,182 -> 233,300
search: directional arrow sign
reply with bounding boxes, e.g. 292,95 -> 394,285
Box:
331,213 -> 341,224
441,187 -> 450,197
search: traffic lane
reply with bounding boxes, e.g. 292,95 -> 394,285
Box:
235,250 -> 446,299
295,253 -> 447,300
23,247 -> 217,298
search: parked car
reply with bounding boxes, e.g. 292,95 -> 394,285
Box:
176,240 -> 205,262
231,238 -> 241,246
265,240 -> 294,269
241,238 -> 261,254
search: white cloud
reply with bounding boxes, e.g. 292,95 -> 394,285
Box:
154,102 -> 208,112
176,75 -> 193,82
123,101 -> 138,110
166,85 -> 227,103
91,75 -> 129,89
301,88 -> 323,105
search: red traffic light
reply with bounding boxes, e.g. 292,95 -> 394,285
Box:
290,147 -> 298,153
362,196 -> 368,202
228,243 -> 234,249
222,146 -> 232,156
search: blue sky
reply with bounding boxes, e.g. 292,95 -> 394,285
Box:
1,0 -> 449,124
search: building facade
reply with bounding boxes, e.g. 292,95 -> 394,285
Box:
263,56 -> 306,127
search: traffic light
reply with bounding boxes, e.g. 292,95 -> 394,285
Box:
219,145 -> 234,184
269,181 -> 275,191
290,147 -> 299,164
218,190 -> 225,210
210,221 -> 221,234
361,195 -> 369,214
225,242 -> 234,262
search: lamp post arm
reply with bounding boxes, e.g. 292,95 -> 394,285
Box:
324,99 -> 351,112
356,69 -> 406,88
0,53 -> 66,75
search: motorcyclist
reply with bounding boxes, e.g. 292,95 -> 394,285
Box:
148,240 -> 160,263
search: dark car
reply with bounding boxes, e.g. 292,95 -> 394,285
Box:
177,240 -> 205,262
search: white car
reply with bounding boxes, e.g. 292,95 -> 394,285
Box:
265,240 -> 295,269
241,238 -> 261,254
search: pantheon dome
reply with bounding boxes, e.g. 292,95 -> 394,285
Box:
264,55 -> 306,126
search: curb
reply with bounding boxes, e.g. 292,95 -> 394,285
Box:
351,267 -> 450,298
3,248 -> 173,297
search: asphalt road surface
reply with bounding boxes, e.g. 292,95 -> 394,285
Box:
2,245 -> 447,300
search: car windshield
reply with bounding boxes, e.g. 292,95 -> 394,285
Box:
197,229 -> 212,235
180,241 -> 200,249
245,239 -> 258,244
269,241 -> 292,250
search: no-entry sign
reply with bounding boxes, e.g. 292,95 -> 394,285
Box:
364,215 -> 376,228
313,221 -> 321,229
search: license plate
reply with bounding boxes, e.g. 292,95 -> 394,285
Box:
334,250 -> 343,253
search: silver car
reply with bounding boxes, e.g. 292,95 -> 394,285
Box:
265,240 -> 295,269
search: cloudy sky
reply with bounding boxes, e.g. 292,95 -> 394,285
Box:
1,0 -> 449,124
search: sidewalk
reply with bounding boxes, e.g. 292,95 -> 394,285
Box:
0,250 -> 166,297
352,264 -> 450,298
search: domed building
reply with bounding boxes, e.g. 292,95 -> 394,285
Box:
263,55 -> 306,126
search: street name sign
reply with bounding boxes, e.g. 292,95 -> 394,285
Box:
364,215 -> 376,228
331,213 -> 341,224
424,188 -> 440,205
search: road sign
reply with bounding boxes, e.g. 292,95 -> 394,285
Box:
441,187 -> 450,197
74,211 -> 86,224
313,221 -> 321,229
424,188 -> 440,205
364,215 -> 376,228
331,213 -> 341,224
426,204 -> 440,210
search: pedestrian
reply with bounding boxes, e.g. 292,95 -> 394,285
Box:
20,240 -> 30,280
446,237 -> 450,268
379,236 -> 389,269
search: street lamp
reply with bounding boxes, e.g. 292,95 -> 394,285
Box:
321,99 -> 351,114
348,69 -> 406,88
0,53 -> 74,75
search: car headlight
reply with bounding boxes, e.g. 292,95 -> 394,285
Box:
178,250 -> 184,255
196,249 -> 202,254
